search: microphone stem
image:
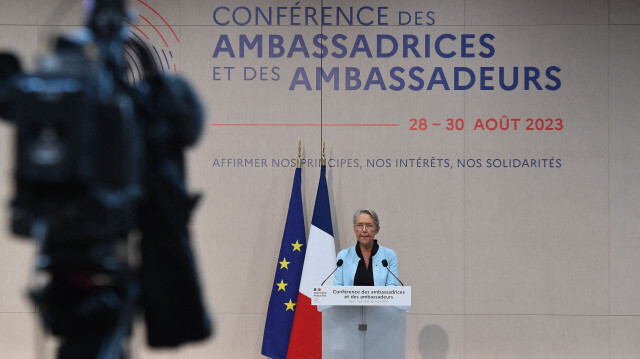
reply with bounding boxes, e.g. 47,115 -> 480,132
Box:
383,262 -> 404,286
321,266 -> 338,286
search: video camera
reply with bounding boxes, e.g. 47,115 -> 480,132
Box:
0,1 -> 211,357
1,0 -> 142,241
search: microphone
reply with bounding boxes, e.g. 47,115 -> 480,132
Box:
320,259 -> 343,286
381,259 -> 404,286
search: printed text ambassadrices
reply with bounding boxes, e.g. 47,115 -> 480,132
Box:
210,5 -> 562,92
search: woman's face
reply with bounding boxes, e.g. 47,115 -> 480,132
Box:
353,213 -> 378,247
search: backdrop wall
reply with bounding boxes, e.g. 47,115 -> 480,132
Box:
1,0 -> 639,358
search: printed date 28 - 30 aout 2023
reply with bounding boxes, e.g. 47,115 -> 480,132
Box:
409,116 -> 564,131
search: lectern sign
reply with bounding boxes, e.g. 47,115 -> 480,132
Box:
312,286 -> 411,307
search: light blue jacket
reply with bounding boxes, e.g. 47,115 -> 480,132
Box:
333,244 -> 399,286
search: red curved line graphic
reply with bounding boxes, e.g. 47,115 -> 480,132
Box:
139,14 -> 168,48
125,20 -> 150,40
136,0 -> 180,43
211,124 -> 400,127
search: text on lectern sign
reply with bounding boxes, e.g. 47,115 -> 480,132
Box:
312,286 -> 411,307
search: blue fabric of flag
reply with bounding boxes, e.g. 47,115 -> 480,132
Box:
310,165 -> 333,237
261,167 -> 306,359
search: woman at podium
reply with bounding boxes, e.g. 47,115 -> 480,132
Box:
334,209 -> 399,286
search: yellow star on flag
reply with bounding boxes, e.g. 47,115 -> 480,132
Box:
291,240 -> 303,252
279,257 -> 290,269
284,299 -> 296,311
276,279 -> 287,291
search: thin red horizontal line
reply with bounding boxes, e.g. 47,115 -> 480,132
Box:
211,123 -> 399,127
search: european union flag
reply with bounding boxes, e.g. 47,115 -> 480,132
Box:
261,167 -> 306,359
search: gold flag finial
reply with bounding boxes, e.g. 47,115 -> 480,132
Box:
321,137 -> 326,166
297,137 -> 302,168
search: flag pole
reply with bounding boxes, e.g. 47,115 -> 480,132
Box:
297,137 -> 302,169
321,137 -> 326,166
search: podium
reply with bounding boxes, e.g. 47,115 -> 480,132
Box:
312,286 -> 411,359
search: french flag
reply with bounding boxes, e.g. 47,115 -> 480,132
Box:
286,164 -> 336,358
